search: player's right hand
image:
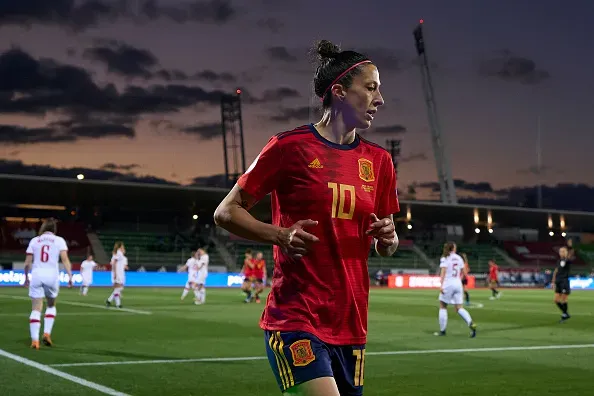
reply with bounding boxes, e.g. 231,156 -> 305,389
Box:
23,278 -> 29,288
278,219 -> 320,259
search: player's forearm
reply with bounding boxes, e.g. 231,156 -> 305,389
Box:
374,238 -> 398,257
63,259 -> 73,277
214,204 -> 282,245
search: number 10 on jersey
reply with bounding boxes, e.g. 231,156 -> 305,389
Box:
328,182 -> 355,220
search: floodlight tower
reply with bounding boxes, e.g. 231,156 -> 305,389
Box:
220,89 -> 246,187
413,20 -> 457,204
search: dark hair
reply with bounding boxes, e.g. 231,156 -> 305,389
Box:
441,242 -> 456,258
38,218 -> 57,235
312,40 -> 370,109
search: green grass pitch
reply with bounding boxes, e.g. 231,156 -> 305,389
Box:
0,287 -> 592,395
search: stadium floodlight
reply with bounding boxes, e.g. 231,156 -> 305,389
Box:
192,214 -> 198,220
488,228 -> 494,234
76,174 -> 84,180
407,224 -> 412,230
474,228 -> 480,234
549,231 -> 554,236
561,232 -> 567,237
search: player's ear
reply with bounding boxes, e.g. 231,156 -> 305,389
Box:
330,84 -> 346,101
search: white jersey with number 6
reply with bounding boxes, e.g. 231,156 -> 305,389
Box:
26,232 -> 68,299
439,253 -> 464,305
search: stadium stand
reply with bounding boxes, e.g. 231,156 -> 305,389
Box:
421,243 -> 503,273
0,219 -> 89,267
503,241 -> 586,267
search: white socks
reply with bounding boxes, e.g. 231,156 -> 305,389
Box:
439,308 -> 448,332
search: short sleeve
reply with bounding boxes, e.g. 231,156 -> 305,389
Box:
439,257 -> 447,268
26,239 -> 34,254
237,136 -> 283,201
376,154 -> 400,218
58,237 -> 68,252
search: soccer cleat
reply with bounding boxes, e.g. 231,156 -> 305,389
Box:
42,333 -> 53,347
105,300 -> 111,307
116,305 -> 123,309
469,323 -> 477,338
559,313 -> 571,323
255,297 -> 261,303
433,330 -> 446,336
30,340 -> 40,350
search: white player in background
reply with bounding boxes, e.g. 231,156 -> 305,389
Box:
194,247 -> 209,305
80,254 -> 98,296
434,242 -> 477,338
179,251 -> 199,300
106,241 -> 127,308
23,218 -> 73,349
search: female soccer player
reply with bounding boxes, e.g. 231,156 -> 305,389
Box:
106,241 -> 127,308
460,252 -> 471,305
23,218 -> 73,349
552,246 -> 572,323
435,242 -> 477,338
240,249 -> 255,303
215,40 -> 400,396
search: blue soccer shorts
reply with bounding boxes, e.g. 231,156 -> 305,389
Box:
264,330 -> 366,395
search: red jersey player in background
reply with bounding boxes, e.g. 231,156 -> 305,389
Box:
214,40 -> 399,396
240,249 -> 255,303
488,260 -> 501,300
252,251 -> 267,303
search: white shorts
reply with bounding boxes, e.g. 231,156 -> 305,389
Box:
112,274 -> 125,285
439,282 -> 464,306
196,271 -> 207,285
82,275 -> 93,286
185,280 -> 196,288
29,272 -> 60,299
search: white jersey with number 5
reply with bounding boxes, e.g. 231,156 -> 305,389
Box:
26,232 -> 68,276
440,253 -> 464,286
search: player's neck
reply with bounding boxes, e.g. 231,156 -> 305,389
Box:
315,112 -> 356,145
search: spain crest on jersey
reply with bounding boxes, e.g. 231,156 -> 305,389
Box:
358,158 -> 375,182
289,339 -> 315,367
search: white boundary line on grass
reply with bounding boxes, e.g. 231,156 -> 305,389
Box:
0,348 -> 130,396
50,343 -> 594,368
0,294 -> 152,315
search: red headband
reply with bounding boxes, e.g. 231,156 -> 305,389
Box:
321,60 -> 372,100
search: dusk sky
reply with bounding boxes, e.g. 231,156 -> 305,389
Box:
1,0 -> 594,204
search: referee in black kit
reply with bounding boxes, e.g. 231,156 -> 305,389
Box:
552,246 -> 572,323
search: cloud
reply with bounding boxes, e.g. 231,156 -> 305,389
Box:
192,70 -> 236,83
268,106 -> 311,123
256,17 -> 283,33
516,165 -> 563,176
141,0 -> 236,25
266,46 -> 298,62
258,87 -> 301,102
101,163 -> 140,171
180,122 -> 221,140
0,0 -> 237,31
373,125 -> 407,134
0,48 -> 226,118
0,121 -> 134,145
359,48 -> 409,72
400,152 -> 428,163
479,50 -> 551,85
83,41 -> 158,79
0,159 -> 177,184
418,179 -> 495,194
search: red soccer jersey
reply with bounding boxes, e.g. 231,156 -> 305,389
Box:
253,259 -> 265,279
243,259 -> 254,278
489,265 -> 498,280
238,124 -> 400,345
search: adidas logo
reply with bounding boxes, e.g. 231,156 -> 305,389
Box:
308,158 -> 323,169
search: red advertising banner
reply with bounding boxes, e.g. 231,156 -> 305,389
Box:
387,274 -> 476,289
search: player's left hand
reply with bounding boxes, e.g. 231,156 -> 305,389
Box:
366,213 -> 396,246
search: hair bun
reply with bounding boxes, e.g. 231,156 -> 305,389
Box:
316,40 -> 341,61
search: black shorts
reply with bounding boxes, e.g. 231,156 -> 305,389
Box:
264,330 -> 365,395
555,280 -> 571,295
461,277 -> 468,286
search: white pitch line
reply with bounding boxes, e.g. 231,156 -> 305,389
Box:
0,348 -> 130,396
50,343 -> 594,368
0,312 -> 132,317
0,294 -> 152,315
